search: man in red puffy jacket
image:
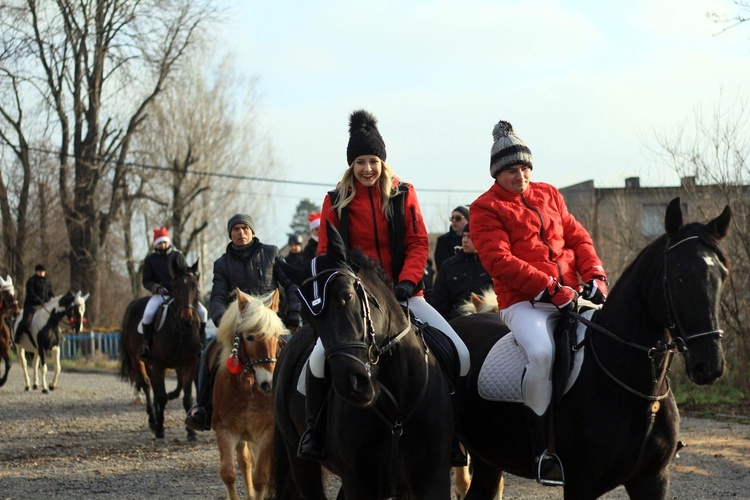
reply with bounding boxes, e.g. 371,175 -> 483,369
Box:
471,120 -> 608,487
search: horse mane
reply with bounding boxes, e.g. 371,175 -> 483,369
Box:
215,291 -> 287,359
609,221 -> 729,302
456,288 -> 499,315
345,248 -> 393,289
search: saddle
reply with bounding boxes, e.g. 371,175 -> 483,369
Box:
411,316 -> 460,393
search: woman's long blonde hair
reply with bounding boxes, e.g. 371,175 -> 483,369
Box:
333,160 -> 398,218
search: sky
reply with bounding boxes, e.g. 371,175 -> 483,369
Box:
214,0 -> 749,248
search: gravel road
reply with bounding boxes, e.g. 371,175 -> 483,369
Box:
1,367 -> 748,499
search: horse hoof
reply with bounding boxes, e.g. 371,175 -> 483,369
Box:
24,387 -> 29,391
156,430 -> 165,439
49,385 -> 56,391
32,384 -> 38,390
42,389 -> 49,394
187,433 -> 198,443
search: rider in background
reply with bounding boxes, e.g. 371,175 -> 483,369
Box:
298,109 -> 470,465
302,212 -> 321,266
137,227 -> 208,361
285,234 -> 305,267
428,222 -> 493,320
470,120 -> 608,486
185,213 -> 302,432
15,264 -> 54,343
434,205 -> 470,270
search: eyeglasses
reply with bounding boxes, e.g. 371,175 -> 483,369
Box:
450,215 -> 465,222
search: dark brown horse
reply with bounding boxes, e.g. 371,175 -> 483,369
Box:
0,276 -> 20,387
120,259 -> 202,441
451,198 -> 731,499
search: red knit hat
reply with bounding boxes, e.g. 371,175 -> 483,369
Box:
153,227 -> 170,246
308,212 -> 321,230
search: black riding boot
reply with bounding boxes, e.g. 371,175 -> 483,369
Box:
137,323 -> 154,361
297,367 -> 328,461
199,322 -> 207,350
450,373 -> 470,466
185,344 -> 216,432
14,309 -> 32,344
524,407 -> 564,486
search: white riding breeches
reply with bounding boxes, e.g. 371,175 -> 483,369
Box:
498,301 -> 560,416
308,294 -> 471,379
139,295 -> 208,332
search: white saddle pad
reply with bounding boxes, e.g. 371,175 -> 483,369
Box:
477,309 -> 595,402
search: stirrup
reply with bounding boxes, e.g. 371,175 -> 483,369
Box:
536,450 -> 565,486
185,406 -> 211,431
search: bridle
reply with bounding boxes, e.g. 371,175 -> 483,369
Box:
229,322 -> 280,378
299,266 -> 411,370
569,234 -> 725,481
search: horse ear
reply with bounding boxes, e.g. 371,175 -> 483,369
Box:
707,205 -> 732,239
6,275 -> 12,286
270,289 -> 280,313
277,257 -> 303,286
664,197 -> 683,239
237,288 -> 249,312
81,292 -> 90,302
189,260 -> 199,275
325,220 -> 347,264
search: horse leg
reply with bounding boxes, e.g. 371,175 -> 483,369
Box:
152,370 -> 168,439
32,352 -> 40,390
180,367 -> 197,442
39,351 -> 50,394
453,465 -> 471,499
0,351 -> 10,387
236,441 -> 256,500
251,431 -> 274,500
621,470 -> 669,500
49,346 -> 61,390
18,347 -> 31,391
216,429 -> 241,500
464,457 -> 504,500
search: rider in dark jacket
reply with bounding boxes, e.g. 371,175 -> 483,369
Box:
186,213 -> 301,431
428,223 -> 494,320
15,264 -> 54,343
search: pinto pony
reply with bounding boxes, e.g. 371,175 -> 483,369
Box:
451,198 -> 731,499
210,289 -> 287,500
14,291 -> 88,393
120,259 -> 202,440
0,276 -> 20,387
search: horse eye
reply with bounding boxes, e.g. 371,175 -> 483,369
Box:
244,334 -> 255,342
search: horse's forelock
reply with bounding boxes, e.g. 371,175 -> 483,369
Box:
215,293 -> 286,350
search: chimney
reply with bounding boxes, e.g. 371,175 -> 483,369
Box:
625,177 -> 640,189
681,176 -> 696,187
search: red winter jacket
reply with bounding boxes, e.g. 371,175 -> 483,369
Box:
470,181 -> 604,310
318,180 -> 429,294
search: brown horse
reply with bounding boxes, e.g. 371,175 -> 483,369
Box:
210,288 -> 287,500
120,259 -> 202,440
0,276 -> 20,387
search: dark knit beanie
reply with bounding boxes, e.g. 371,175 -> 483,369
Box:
227,213 -> 255,238
490,120 -> 533,178
462,222 -> 470,235
453,205 -> 470,221
346,110 -> 387,165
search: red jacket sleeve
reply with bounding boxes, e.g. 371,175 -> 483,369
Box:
398,184 -> 429,285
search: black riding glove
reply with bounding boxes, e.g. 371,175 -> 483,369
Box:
285,310 -> 302,329
156,286 -> 169,296
394,281 -> 416,302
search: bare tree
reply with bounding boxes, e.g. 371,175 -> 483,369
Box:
0,0 -> 214,324
653,98 -> 750,388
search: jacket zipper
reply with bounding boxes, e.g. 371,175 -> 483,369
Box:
368,187 -> 385,268
521,194 -> 564,285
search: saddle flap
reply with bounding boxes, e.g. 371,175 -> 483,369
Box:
419,322 -> 459,391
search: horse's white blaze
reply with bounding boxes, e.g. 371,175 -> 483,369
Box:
255,367 -> 273,387
702,255 -> 716,267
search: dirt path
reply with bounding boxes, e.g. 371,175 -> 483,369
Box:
0,367 -> 748,499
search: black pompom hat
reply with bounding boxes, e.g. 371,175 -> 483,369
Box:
346,110 -> 387,165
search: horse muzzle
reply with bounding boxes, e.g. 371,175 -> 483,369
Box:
326,347 -> 379,408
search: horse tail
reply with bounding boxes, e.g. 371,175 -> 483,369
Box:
272,424 -> 301,500
119,300 -> 139,385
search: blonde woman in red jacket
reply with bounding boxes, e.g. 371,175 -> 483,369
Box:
471,120 -> 608,486
297,110 -> 470,466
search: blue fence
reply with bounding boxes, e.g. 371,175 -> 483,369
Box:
62,332 -> 121,359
